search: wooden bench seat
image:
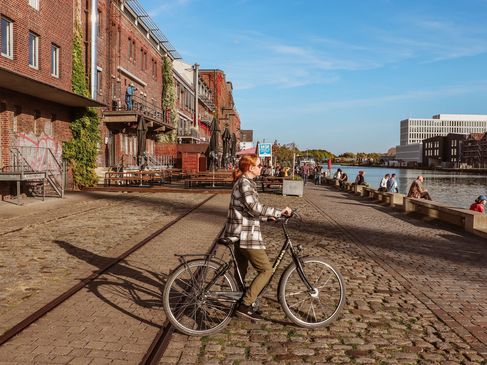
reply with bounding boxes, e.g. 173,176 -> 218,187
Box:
184,177 -> 233,188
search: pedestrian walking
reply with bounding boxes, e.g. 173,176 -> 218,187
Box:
302,163 -> 310,185
224,154 -> 292,320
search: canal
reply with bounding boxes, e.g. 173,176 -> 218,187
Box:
332,165 -> 487,209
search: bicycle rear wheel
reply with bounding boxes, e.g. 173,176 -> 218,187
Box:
279,257 -> 345,328
163,259 -> 238,336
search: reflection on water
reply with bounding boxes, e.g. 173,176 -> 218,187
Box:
333,165 -> 487,209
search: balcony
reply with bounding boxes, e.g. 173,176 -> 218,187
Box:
103,95 -> 175,131
177,127 -> 200,143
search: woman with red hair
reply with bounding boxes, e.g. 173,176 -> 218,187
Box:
225,154 -> 292,321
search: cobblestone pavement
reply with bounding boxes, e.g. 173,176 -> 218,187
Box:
1,186 -> 486,364
161,186 -> 486,365
0,191 -> 209,335
0,192 -> 229,364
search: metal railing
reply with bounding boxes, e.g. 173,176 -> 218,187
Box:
145,154 -> 175,169
111,93 -> 170,126
6,146 -> 65,198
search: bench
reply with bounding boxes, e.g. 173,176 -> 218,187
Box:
362,187 -> 405,207
184,177 -> 233,188
403,198 -> 487,234
104,170 -> 168,186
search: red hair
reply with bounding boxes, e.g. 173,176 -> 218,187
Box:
233,154 -> 259,181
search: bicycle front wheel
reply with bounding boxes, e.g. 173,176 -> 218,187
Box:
279,257 -> 345,328
163,259 -> 238,336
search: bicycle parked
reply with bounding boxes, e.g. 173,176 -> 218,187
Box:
162,212 -> 346,336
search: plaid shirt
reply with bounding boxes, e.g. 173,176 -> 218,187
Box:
224,175 -> 282,249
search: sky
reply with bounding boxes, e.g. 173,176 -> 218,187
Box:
139,0 -> 487,154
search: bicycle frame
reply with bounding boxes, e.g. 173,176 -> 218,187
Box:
176,216 -> 316,306
217,218 -> 316,303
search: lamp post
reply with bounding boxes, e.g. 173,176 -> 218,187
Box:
193,63 -> 199,132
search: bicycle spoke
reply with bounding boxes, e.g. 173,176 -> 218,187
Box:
280,258 -> 345,328
163,259 -> 239,335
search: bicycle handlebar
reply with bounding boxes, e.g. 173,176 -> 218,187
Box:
276,208 -> 301,223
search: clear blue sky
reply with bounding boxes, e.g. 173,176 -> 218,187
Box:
140,0 -> 487,155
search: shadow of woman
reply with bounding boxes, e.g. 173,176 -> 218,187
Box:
54,240 -> 169,328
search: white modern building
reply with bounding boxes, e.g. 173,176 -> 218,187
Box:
400,114 -> 487,146
397,114 -> 487,163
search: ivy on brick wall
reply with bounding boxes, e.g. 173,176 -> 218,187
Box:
63,21 -> 100,188
160,55 -> 177,143
63,109 -> 100,187
72,22 -> 89,97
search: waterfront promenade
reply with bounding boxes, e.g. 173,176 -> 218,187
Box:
0,187 -> 485,364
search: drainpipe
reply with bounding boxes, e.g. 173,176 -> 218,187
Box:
90,0 -> 98,99
193,63 -> 199,132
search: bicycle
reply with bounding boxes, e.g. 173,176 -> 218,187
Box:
162,212 -> 346,336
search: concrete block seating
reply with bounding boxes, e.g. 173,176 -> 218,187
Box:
403,197 -> 487,235
323,176 -> 486,238
362,187 -> 405,207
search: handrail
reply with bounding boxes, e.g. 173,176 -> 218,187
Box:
7,146 -> 65,198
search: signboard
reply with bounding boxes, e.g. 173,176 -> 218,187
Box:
258,143 -> 272,157
240,130 -> 253,142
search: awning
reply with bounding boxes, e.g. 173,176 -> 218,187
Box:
236,146 -> 257,155
0,66 -> 105,107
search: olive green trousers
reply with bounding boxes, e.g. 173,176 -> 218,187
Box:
235,244 -> 273,306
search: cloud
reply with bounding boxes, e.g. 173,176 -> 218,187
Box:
146,0 -> 190,17
304,81 -> 487,112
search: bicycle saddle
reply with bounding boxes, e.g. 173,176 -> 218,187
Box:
217,237 -> 239,246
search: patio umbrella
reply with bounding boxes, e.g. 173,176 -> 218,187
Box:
230,133 -> 237,165
221,127 -> 231,168
207,118 -> 219,170
327,158 -> 332,171
136,116 -> 147,168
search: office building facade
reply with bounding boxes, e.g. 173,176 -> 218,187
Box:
400,114 -> 487,146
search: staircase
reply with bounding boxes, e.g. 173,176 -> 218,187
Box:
7,146 -> 65,198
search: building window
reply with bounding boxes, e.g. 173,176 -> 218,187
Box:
29,0 -> 39,10
152,59 -> 157,79
28,31 -> 39,69
97,9 -> 102,37
1,16 -> 14,59
51,44 -> 59,77
97,68 -> 102,95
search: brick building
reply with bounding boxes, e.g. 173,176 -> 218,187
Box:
1,0 -> 243,196
462,132 -> 487,168
80,0 -> 180,167
422,134 -> 466,168
173,60 -> 214,144
200,69 -> 241,166
0,0 -> 101,197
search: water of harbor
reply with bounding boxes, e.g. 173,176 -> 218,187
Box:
332,165 -> 487,209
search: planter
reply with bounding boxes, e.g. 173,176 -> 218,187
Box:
282,180 -> 304,197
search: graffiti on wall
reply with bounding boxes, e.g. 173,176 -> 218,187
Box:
14,132 -> 62,172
